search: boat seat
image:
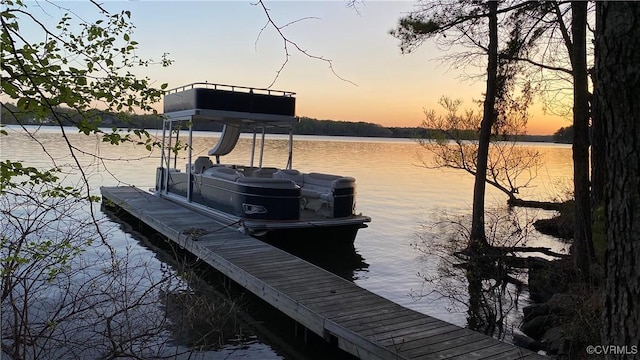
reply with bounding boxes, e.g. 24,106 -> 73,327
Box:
300,188 -> 332,201
193,156 -> 214,174
274,169 -> 304,184
252,167 -> 279,178
304,173 -> 355,190
237,177 -> 299,189
202,166 -> 244,181
299,173 -> 356,204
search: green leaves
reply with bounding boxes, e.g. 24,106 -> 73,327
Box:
100,128 -> 162,151
2,2 -> 172,116
0,1 -> 173,236
390,13 -> 442,54
0,161 -> 85,198
1,161 -> 58,188
1,1 -> 173,206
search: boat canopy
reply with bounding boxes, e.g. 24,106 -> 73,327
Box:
163,82 -> 298,126
160,82 -> 298,170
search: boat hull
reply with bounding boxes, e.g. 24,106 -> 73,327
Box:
254,223 -> 365,251
159,190 -> 369,248
156,166 -> 369,248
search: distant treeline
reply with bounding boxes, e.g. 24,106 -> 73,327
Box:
553,126 -> 573,143
0,103 -> 430,138
1,103 -> 555,142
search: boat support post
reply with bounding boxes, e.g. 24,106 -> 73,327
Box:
187,121 -> 193,202
158,118 -> 168,194
287,127 -> 293,169
164,118 -> 173,195
259,126 -> 266,168
173,126 -> 180,170
250,128 -> 257,168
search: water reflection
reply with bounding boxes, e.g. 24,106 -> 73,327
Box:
159,282 -> 243,351
264,240 -> 369,282
411,207 -> 548,342
465,258 -> 525,340
103,207 -> 287,359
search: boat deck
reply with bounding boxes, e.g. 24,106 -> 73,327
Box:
101,186 -> 546,360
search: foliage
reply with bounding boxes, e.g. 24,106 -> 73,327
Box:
294,117 -> 393,137
0,160 -> 80,198
1,0 -> 171,147
390,1 -> 594,120
0,136 -> 235,358
0,172 -> 191,358
390,0 -> 491,56
552,126 -> 573,144
0,0 -> 174,219
560,285 -> 604,357
0,1 -> 186,357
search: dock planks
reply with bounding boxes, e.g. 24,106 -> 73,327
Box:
101,186 -> 546,360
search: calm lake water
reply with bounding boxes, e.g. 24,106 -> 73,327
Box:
2,125 -> 572,358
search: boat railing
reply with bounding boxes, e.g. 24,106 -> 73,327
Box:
164,82 -> 296,98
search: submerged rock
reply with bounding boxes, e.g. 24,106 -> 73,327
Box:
513,332 -> 542,352
540,326 -> 570,355
523,303 -> 549,320
521,314 -> 559,339
546,293 -> 577,315
528,258 -> 576,303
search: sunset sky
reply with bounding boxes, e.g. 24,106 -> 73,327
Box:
23,1 -> 570,135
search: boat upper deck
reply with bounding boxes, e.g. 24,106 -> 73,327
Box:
163,82 -> 297,125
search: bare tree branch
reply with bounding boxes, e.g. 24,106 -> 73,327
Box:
254,0 -> 356,87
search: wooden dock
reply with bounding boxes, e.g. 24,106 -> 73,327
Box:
101,186 -> 546,360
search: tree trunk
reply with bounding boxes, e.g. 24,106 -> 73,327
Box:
571,1 -> 595,280
591,1 -> 605,209
467,2 -> 497,334
470,1 -> 498,247
507,198 -> 563,211
591,82 -> 605,208
595,2 -> 640,355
